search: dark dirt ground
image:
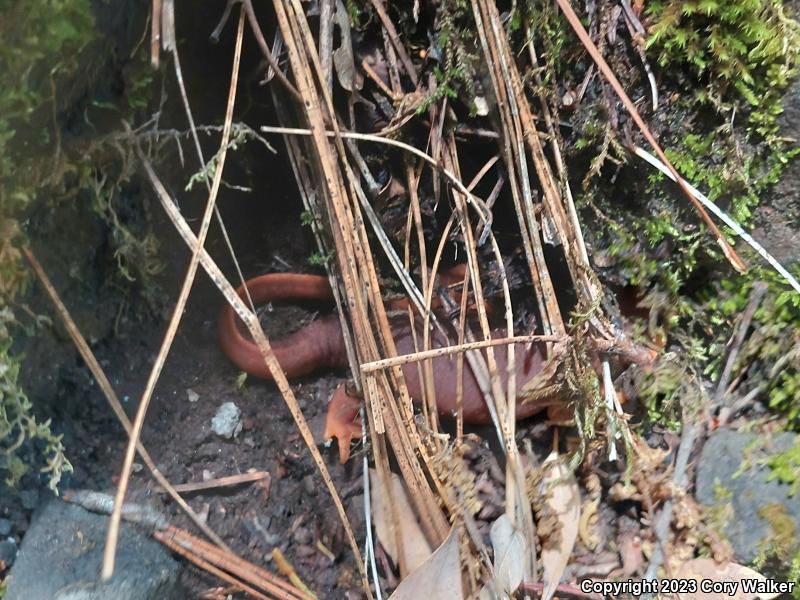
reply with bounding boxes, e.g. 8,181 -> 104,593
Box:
13,164 -> 371,596
7,2 -> 799,598
1,7 -> 553,596
10,179 -> 552,597
2,4 -> 373,595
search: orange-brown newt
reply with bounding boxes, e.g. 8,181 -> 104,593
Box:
219,271 -> 564,462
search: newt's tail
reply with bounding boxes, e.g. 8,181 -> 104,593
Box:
218,273 -> 346,379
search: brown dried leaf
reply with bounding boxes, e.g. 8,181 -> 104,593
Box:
479,515 -> 526,600
676,558 -> 782,600
388,526 -> 463,600
370,469 -> 432,574
332,0 -> 362,91
540,450 -> 581,600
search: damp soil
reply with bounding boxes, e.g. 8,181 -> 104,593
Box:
0,4 -> 564,596
12,176 -> 373,597
11,179 -> 551,597
3,3 -> 371,593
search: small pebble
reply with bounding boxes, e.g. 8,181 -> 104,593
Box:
186,388 -> 200,403
211,402 -> 242,439
0,518 -> 12,537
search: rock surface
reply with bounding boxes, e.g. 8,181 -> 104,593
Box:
695,429 -> 799,572
754,63 -> 800,267
4,499 -> 184,600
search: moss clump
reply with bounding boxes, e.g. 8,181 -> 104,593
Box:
703,273 -> 800,426
646,0 -> 799,142
0,0 -> 99,490
754,502 -> 799,581
574,0 -> 800,427
764,439 -> 800,495
644,0 -> 799,233
645,0 -> 799,235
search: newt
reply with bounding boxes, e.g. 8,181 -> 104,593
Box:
219,270 -> 579,462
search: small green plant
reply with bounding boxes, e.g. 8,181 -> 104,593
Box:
765,440 -> 800,495
416,0 -> 479,115
703,273 -> 800,426
0,336 -> 72,491
307,250 -> 335,267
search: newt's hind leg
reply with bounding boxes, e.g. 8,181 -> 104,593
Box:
324,385 -> 362,463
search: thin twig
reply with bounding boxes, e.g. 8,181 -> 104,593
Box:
152,471 -> 270,495
103,7 -> 245,580
156,526 -> 308,600
165,526 -> 310,599
23,247 -> 230,552
360,335 -> 563,373
150,0 -> 162,67
634,146 -> 800,295
362,455 -> 383,600
714,282 -> 769,404
319,0 -> 334,91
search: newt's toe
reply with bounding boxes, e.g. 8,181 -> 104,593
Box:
324,385 -> 363,463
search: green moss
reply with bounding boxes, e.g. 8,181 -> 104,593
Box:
572,0 -> 800,428
642,0 -> 799,234
703,272 -> 800,426
754,502 -> 799,573
0,0 -> 99,491
764,439 -> 800,495
646,0 -> 799,144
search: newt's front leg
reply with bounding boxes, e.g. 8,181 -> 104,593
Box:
324,384 -> 362,463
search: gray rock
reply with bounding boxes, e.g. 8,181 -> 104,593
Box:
19,489 -> 40,511
211,401 -> 242,439
0,517 -> 12,536
0,537 -> 17,568
695,429 -> 799,572
3,499 -> 185,600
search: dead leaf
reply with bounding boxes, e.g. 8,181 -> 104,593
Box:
370,469 -> 432,575
389,526 -> 463,600
540,450 -> 581,600
332,0 -> 362,91
478,515 -> 526,600
676,558 -> 782,600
